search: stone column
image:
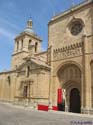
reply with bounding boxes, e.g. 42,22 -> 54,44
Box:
81,71 -> 85,113
63,89 -> 68,112
51,75 -> 59,106
14,41 -> 17,52
82,35 -> 92,114
49,46 -> 53,109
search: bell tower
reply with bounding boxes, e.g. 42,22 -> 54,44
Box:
11,19 -> 42,70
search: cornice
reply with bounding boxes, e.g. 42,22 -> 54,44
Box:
12,50 -> 29,56
53,42 -> 83,53
49,0 -> 93,25
15,31 -> 42,41
0,70 -> 16,75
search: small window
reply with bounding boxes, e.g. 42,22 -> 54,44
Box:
35,42 -> 38,53
7,76 -> 11,86
29,40 -> 32,45
23,86 -> 28,97
21,40 -> 23,49
27,66 -> 30,77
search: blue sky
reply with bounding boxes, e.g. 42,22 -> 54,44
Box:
0,0 -> 85,71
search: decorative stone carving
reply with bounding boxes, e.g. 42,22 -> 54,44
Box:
58,64 -> 81,85
53,42 -> 83,60
70,21 -> 83,36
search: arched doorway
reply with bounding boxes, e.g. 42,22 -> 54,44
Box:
57,63 -> 82,113
70,88 -> 81,113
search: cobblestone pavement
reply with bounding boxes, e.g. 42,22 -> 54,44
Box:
0,103 -> 93,125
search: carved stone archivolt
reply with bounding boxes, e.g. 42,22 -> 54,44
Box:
53,42 -> 83,60
57,64 -> 81,87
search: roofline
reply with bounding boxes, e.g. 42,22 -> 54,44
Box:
12,50 -> 28,56
30,58 -> 51,70
0,70 -> 16,75
48,0 -> 93,25
16,58 -> 51,72
15,31 -> 42,41
35,51 -> 47,56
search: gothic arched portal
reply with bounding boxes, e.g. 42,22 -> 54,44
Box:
57,63 -> 81,113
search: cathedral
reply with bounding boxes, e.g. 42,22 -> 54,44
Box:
0,0 -> 93,114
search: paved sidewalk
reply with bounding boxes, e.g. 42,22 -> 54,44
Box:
2,102 -> 93,118
0,102 -> 93,125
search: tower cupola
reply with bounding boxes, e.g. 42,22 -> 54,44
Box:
26,19 -> 33,29
24,19 -> 34,34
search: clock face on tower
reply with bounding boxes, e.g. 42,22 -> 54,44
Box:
70,21 -> 83,36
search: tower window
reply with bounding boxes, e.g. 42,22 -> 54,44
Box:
7,76 -> 11,86
21,40 -> 23,49
35,42 -> 38,53
29,40 -> 32,45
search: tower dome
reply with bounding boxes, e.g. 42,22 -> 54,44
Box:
24,19 -> 34,34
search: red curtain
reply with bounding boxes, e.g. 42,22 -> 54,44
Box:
57,88 -> 62,104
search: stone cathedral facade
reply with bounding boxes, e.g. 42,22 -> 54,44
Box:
0,0 -> 93,114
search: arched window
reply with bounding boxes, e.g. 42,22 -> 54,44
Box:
35,42 -> 38,53
28,40 -> 32,49
29,40 -> 31,45
7,76 -> 11,86
21,40 -> 23,49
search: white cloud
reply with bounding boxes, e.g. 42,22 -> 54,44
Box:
0,27 -> 16,40
0,18 -> 20,41
0,18 -> 20,31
